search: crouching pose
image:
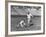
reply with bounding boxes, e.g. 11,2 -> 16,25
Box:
17,20 -> 26,28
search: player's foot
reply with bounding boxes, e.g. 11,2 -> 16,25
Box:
30,23 -> 34,26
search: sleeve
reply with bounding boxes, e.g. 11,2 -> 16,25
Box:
30,14 -> 32,16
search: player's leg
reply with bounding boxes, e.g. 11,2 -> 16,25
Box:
29,17 -> 34,26
23,22 -> 26,25
28,18 -> 30,24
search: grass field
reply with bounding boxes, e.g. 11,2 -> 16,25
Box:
11,15 -> 41,31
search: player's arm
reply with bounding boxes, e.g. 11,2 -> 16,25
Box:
30,14 -> 33,18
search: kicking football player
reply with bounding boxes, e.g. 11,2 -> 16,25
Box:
27,9 -> 32,24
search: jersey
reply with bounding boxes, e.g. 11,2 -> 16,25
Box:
27,13 -> 32,18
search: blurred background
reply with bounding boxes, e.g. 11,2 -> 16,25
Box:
11,6 -> 41,16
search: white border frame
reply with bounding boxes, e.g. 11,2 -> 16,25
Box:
8,2 -> 44,35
